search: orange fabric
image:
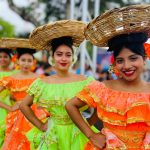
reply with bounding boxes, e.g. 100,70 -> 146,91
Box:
1,77 -> 49,150
144,43 -> 150,59
77,81 -> 150,149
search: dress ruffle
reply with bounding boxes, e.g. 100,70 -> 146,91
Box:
77,80 -> 150,149
77,81 -> 150,126
26,76 -> 95,150
1,76 -> 49,150
0,71 -> 18,148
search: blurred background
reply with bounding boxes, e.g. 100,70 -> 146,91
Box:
0,0 -> 150,82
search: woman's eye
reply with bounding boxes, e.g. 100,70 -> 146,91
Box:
56,54 -> 62,56
116,60 -> 123,64
67,55 -> 71,57
28,60 -> 32,63
130,57 -> 137,61
21,59 -> 26,62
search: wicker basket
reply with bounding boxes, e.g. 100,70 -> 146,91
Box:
29,20 -> 87,51
0,38 -> 35,49
85,4 -> 150,47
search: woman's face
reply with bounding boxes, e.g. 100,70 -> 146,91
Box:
53,44 -> 73,71
18,53 -> 34,72
115,47 -> 145,81
0,52 -> 11,68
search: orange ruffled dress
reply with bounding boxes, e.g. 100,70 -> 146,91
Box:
77,81 -> 150,150
0,76 -> 49,150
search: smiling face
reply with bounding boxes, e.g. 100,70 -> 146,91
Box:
115,47 -> 145,82
18,53 -> 34,72
53,44 -> 73,72
0,52 -> 11,68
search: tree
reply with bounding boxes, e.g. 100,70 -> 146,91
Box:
0,18 -> 15,37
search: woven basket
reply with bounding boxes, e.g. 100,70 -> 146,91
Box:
85,4 -> 150,47
29,20 -> 87,51
0,38 -> 35,49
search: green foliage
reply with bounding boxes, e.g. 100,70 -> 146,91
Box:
0,18 -> 15,37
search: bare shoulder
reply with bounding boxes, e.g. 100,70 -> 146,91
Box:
31,73 -> 42,78
11,72 -> 41,79
40,76 -> 53,84
144,82 -> 150,92
73,74 -> 87,81
103,79 -> 118,88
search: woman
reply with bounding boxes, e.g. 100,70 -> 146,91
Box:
0,38 -> 48,150
20,20 -> 96,150
0,46 -> 18,147
66,5 -> 150,150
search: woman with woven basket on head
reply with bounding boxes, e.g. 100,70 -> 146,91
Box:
0,40 -> 19,147
19,20 -> 97,150
0,38 -> 49,150
66,5 -> 150,150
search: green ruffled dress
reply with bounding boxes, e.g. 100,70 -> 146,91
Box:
26,76 -> 94,150
0,70 -> 18,147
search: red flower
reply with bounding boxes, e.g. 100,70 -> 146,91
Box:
144,43 -> 150,59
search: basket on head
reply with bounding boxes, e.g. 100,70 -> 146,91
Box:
0,38 -> 35,50
85,4 -> 150,47
29,20 -> 87,51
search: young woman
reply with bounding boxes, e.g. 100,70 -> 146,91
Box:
66,6 -> 150,150
20,20 -> 96,150
0,47 -> 18,147
0,39 -> 48,150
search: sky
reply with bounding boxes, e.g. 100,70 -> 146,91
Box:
0,0 -> 35,34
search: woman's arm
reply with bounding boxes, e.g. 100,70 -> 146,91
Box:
0,86 -> 11,111
65,97 -> 106,149
0,101 -> 21,111
0,86 -> 5,92
87,109 -> 99,126
0,101 -> 12,111
19,95 -> 47,131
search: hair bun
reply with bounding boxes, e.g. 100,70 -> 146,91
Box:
51,36 -> 73,51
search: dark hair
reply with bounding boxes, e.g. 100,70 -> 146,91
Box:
107,32 -> 148,59
51,36 -> 73,55
0,48 -> 12,58
16,48 -> 36,59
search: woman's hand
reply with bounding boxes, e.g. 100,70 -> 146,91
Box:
40,121 -> 48,132
10,101 -> 21,111
89,132 -> 106,149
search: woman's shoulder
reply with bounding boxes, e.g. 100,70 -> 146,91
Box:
10,72 -> 40,79
40,74 -> 87,84
103,79 -> 117,88
72,74 -> 87,81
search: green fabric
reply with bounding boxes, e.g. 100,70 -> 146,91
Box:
26,76 -> 94,150
0,70 -> 18,147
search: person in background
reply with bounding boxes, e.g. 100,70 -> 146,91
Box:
0,41 -> 19,147
0,38 -> 49,150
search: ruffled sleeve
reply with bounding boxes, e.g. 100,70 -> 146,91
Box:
27,78 -> 42,102
143,132 -> 150,149
0,76 -> 11,88
76,81 -> 103,108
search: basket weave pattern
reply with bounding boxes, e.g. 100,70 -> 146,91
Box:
29,20 -> 86,50
85,5 -> 150,47
0,38 -> 35,49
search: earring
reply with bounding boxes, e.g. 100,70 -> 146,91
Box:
114,66 -> 121,77
108,64 -> 121,77
72,54 -> 77,65
108,64 -> 114,74
71,47 -> 78,65
48,56 -> 55,66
